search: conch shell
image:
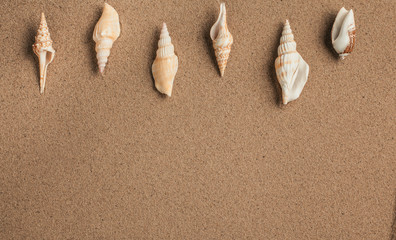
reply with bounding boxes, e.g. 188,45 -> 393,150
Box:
331,7 -> 356,59
275,20 -> 309,105
32,13 -> 55,94
93,3 -> 120,74
152,23 -> 178,97
210,2 -> 233,77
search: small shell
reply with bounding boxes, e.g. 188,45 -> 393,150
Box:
152,23 -> 178,97
93,3 -> 121,74
331,7 -> 356,59
275,20 -> 309,105
210,2 -> 233,77
33,13 -> 55,94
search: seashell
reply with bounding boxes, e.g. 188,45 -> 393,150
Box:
275,20 -> 309,105
210,2 -> 233,77
93,3 -> 120,74
32,13 -> 55,94
152,23 -> 178,97
331,7 -> 356,60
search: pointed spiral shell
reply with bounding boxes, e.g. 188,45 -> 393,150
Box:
210,3 -> 233,77
275,20 -> 299,90
32,13 -> 55,94
275,20 -> 309,104
152,23 -> 178,96
93,3 -> 120,73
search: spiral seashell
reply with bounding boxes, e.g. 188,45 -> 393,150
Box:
93,3 -> 120,74
32,13 -> 55,94
275,20 -> 309,105
152,23 -> 178,97
210,2 -> 233,77
331,7 -> 356,60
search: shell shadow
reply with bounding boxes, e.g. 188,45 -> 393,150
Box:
202,10 -> 218,76
266,23 -> 284,106
323,13 -> 339,60
391,191 -> 396,240
86,8 -> 102,74
148,28 -> 166,98
25,25 -> 39,87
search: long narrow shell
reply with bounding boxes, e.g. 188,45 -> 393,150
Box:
33,13 -> 55,94
210,2 -> 233,77
93,3 -> 120,74
152,23 -> 178,97
331,7 -> 356,59
275,20 -> 309,105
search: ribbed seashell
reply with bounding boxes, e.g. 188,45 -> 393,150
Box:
32,13 -> 55,94
275,20 -> 309,105
331,7 -> 356,60
210,2 -> 233,77
152,23 -> 178,97
93,3 -> 120,74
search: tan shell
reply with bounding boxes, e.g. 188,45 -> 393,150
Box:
93,3 -> 120,74
152,23 -> 178,97
33,13 -> 55,94
210,2 -> 233,77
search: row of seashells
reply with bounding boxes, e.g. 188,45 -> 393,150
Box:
33,3 -> 356,105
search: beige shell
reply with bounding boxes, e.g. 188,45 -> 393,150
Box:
210,2 -> 233,77
32,13 -> 55,94
152,23 -> 178,97
93,3 -> 120,74
331,7 -> 356,59
275,20 -> 309,105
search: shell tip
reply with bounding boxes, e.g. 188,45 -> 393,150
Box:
162,22 -> 168,31
163,88 -> 172,97
282,93 -> 288,104
339,54 -> 347,60
99,66 -> 105,75
285,19 -> 289,25
40,87 -> 44,94
40,12 -> 46,23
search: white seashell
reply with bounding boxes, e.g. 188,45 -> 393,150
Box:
210,2 -> 233,77
152,23 -> 178,97
93,3 -> 120,74
33,13 -> 55,94
275,20 -> 309,105
331,7 -> 356,60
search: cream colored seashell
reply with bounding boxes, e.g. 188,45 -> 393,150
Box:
93,3 -> 120,74
33,13 -> 55,94
275,20 -> 309,105
331,7 -> 356,60
210,2 -> 233,77
152,23 -> 178,97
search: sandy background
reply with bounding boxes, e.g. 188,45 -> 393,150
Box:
1,0 -> 395,239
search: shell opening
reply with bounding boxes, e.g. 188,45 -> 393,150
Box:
210,3 -> 226,41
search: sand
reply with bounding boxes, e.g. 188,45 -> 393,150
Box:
0,0 -> 395,239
